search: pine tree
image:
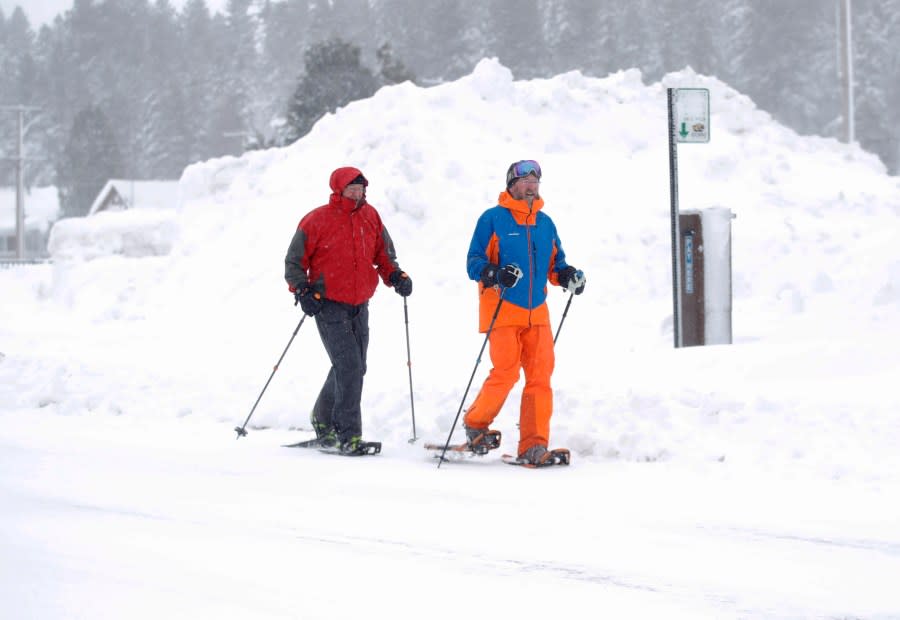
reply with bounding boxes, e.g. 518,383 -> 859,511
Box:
205,0 -> 249,161
260,0 -> 311,73
486,0 -> 544,78
24,22 -> 65,187
211,0 -> 273,152
0,8 -> 40,186
595,2 -> 634,77
376,42 -> 415,85
705,0 -> 753,85
372,0 -> 426,79
544,0 -> 603,76
723,1 -> 830,133
179,0 -> 219,161
138,0 -> 188,177
330,0 -> 375,60
282,38 -> 378,143
259,0 -> 311,119
57,106 -> 125,218
416,0 -> 473,80
852,0 -> 900,171
1,6 -> 34,75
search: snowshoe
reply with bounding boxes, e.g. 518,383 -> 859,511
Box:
318,436 -> 381,456
502,446 -> 570,468
283,429 -> 338,449
423,429 -> 501,458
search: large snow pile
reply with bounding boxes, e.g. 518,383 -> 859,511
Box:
48,208 -> 177,260
2,59 -> 899,480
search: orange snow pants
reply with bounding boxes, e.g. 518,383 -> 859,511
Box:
462,324 -> 555,455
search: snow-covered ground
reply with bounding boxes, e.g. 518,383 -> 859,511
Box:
2,60 -> 899,618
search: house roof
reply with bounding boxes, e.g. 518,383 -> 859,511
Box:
0,186 -> 60,233
88,179 -> 180,215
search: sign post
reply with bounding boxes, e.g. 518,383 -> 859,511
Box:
667,88 -> 710,348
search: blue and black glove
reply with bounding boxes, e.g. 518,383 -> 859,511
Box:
294,287 -> 324,315
558,266 -> 586,295
389,270 -> 413,297
481,263 -> 522,289
498,264 -> 523,288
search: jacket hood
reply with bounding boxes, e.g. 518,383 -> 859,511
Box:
329,167 -> 368,194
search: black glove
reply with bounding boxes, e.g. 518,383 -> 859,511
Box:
498,263 -> 523,288
389,270 -> 413,297
558,266 -> 586,295
294,287 -> 324,315
480,263 -> 500,287
481,263 -> 522,289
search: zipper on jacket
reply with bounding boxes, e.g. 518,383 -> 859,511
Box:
350,210 -> 359,297
526,204 -> 534,327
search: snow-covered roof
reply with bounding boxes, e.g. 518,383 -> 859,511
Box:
88,179 -> 180,215
0,186 -> 60,233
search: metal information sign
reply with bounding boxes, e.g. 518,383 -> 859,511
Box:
667,87 -> 710,348
674,88 -> 710,143
684,232 -> 695,294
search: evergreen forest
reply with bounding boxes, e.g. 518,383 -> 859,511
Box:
1,0 -> 898,216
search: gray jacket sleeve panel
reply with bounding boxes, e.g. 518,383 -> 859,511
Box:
284,227 -> 309,291
376,226 -> 401,282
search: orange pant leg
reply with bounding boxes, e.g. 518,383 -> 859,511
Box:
463,326 -> 523,430
517,324 -> 555,455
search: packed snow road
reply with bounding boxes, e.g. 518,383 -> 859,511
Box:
2,413 -> 897,620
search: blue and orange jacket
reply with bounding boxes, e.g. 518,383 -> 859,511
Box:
285,167 -> 400,306
467,191 -> 570,332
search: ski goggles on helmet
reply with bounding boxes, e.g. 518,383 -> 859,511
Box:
506,160 -> 542,188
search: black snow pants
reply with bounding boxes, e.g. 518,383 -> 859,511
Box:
311,300 -> 370,443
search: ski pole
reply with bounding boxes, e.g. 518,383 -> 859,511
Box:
437,288 -> 506,467
553,291 -> 574,344
403,296 -> 418,443
234,314 -> 307,439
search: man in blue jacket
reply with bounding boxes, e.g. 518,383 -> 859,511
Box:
463,160 -> 585,465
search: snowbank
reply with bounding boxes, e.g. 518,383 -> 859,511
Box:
47,209 -> 178,260
2,58 -> 899,481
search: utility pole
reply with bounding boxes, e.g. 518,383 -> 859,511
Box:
838,0 -> 854,144
1,104 -> 42,260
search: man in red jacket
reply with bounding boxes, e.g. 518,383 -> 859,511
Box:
285,166 -> 412,454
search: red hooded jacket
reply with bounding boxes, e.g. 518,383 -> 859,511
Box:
285,167 -> 401,306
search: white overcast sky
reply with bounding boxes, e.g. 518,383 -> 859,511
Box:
1,0 -> 228,28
